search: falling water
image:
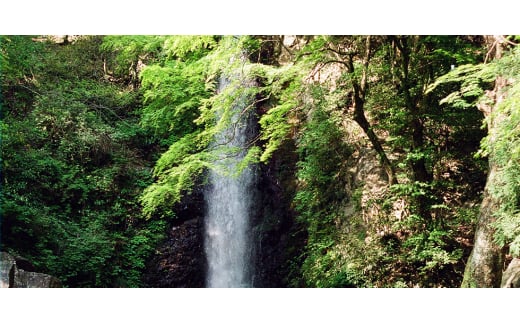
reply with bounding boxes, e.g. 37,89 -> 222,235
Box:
204,74 -> 256,288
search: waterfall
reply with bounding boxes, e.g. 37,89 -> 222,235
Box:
204,73 -> 257,288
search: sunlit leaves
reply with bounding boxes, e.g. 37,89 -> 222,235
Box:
141,155 -> 209,218
258,65 -> 304,162
434,44 -> 520,257
101,35 -> 164,77
259,101 -> 295,162
490,78 -> 520,256
427,63 -> 496,108
163,35 -> 217,60
139,59 -> 210,138
139,36 -> 270,218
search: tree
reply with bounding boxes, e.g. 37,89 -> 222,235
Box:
297,36 -> 397,185
260,36 -> 487,286
429,35 -> 520,287
1,36 -> 165,287
461,36 -> 518,287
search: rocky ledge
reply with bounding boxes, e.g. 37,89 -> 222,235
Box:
1,252 -> 61,288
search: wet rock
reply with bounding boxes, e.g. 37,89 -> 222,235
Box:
250,139 -> 303,287
143,217 -> 206,287
501,258 -> 520,288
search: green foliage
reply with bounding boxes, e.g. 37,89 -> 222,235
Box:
139,59 -> 211,139
139,36 -> 307,218
101,35 -> 164,80
427,63 -> 496,109
258,66 -> 302,162
292,36 -> 487,287
138,36 -> 252,217
3,35 -> 510,288
487,48 -> 520,256
1,36 -> 164,287
402,228 -> 463,272
0,36 -> 46,85
432,44 -> 520,257
294,95 -> 352,218
289,90 -> 361,287
162,35 -> 217,60
299,245 -> 367,288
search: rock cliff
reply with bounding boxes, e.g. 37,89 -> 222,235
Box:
143,189 -> 206,287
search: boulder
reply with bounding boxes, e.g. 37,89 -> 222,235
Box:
501,258 -> 520,288
1,252 -> 16,288
0,251 -> 61,288
13,269 -> 62,288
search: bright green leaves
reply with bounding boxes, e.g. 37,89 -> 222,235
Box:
259,101 -> 294,162
162,35 -> 217,60
140,128 -> 213,219
137,37 -> 239,219
258,64 -> 306,162
139,36 -> 268,218
427,63 -> 496,109
140,60 -> 210,139
431,43 -> 520,257
295,35 -> 335,66
101,35 -> 163,77
101,35 -> 164,57
138,36 -> 316,218
203,36 -> 254,77
141,156 -> 208,218
488,55 -> 520,256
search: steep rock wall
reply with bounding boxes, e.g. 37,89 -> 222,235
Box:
143,189 -> 206,287
251,139 -> 302,287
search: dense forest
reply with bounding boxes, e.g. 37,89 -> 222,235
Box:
1,35 -> 519,288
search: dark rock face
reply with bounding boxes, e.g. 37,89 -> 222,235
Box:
143,187 -> 207,288
12,256 -> 36,272
143,217 -> 206,287
1,251 -> 61,288
501,258 -> 520,288
250,139 -> 303,287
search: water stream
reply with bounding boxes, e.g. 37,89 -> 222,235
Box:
204,74 -> 256,288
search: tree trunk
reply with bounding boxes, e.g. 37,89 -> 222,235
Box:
461,36 -> 507,287
461,164 -> 504,287
407,99 -> 432,222
350,36 -> 397,185
352,96 -> 397,185
392,35 -> 433,221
